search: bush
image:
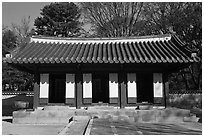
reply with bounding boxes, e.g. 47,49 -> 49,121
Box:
167,93 -> 202,109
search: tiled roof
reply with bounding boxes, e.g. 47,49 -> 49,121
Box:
5,34 -> 198,64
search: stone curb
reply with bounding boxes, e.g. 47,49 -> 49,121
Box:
58,120 -> 74,135
84,118 -> 93,135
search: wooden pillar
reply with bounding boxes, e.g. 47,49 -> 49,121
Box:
163,73 -> 169,108
119,71 -> 127,108
76,69 -> 83,109
33,72 -> 40,109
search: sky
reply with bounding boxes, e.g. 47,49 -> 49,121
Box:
2,1 -> 193,30
2,1 -> 92,32
2,2 -> 51,28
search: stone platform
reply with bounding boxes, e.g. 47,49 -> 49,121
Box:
13,106 -> 74,124
76,107 -> 197,123
12,105 -> 199,124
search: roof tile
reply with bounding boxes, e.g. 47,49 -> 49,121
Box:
5,34 -> 197,64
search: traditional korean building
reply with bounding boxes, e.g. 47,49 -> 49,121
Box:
4,34 -> 199,109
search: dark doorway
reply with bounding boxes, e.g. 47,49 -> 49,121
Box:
92,73 -> 109,103
49,74 -> 66,103
137,73 -> 153,103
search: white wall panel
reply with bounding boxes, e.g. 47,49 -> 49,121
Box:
66,74 -> 75,98
109,73 -> 118,98
153,73 -> 163,97
127,73 -> 137,97
83,73 -> 92,98
40,74 -> 49,98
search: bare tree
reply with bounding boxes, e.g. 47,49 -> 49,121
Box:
2,17 -> 34,91
81,2 -> 202,90
11,16 -> 32,49
80,2 -> 144,37
143,2 -> 202,90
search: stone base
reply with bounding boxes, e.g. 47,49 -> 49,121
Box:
43,105 -> 70,110
76,107 -> 191,123
13,109 -> 74,124
12,106 -> 192,124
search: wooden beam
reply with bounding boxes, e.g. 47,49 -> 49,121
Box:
9,64 -> 34,74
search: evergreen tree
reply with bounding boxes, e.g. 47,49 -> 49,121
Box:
34,2 -> 81,37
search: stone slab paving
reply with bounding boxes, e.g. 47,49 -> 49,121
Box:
60,116 -> 90,135
2,121 -> 65,135
90,117 -> 202,135
2,116 -> 90,135
90,118 -> 115,135
2,107 -> 202,135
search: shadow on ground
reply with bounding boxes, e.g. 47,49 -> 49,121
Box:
2,95 -> 33,116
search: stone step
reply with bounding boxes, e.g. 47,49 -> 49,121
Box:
183,115 -> 199,122
88,106 -> 115,109
43,105 -> 70,110
137,105 -> 153,110
92,102 -> 109,106
62,116 -> 90,135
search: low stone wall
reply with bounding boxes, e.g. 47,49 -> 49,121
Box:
167,93 -> 202,109
2,92 -> 33,116
2,91 -> 34,99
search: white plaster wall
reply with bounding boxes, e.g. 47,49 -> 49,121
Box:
109,73 -> 118,98
127,73 -> 137,97
40,74 -> 49,98
83,73 -> 92,98
66,74 -> 75,98
153,73 -> 163,97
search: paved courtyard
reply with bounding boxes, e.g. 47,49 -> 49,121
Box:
2,117 -> 65,135
2,116 -> 202,135
90,118 -> 202,135
2,98 -> 202,135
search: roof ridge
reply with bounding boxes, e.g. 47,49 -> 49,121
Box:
31,34 -> 171,40
30,34 -> 172,44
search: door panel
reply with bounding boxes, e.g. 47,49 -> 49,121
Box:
137,73 -> 153,103
92,79 -> 101,103
49,74 -> 65,103
92,73 -> 109,103
54,78 -> 65,103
